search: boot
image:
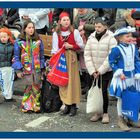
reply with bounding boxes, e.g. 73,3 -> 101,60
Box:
117,116 -> 132,131
60,104 -> 70,115
69,104 -> 77,117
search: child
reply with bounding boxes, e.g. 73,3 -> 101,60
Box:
12,20 -> 45,112
51,12 -> 84,116
109,26 -> 140,131
84,17 -> 117,124
0,27 -> 15,102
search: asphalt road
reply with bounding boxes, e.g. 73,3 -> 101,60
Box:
0,78 -> 139,132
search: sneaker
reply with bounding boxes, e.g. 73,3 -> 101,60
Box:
90,113 -> 102,122
102,113 -> 110,124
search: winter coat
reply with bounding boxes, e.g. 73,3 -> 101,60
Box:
0,42 -> 14,68
73,10 -> 97,39
84,30 -> 117,75
4,9 -> 19,25
19,8 -> 50,29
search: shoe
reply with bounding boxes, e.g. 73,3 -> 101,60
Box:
90,113 -> 102,122
117,116 -> 132,131
60,105 -> 70,115
128,120 -> 140,128
102,113 -> 110,124
69,104 -> 77,117
4,98 -> 16,102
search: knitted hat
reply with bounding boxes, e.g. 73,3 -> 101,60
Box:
114,26 -> 136,37
0,28 -> 14,44
59,12 -> 69,20
94,17 -> 109,26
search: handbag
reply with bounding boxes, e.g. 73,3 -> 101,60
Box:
122,86 -> 140,122
86,78 -> 103,114
47,47 -> 68,87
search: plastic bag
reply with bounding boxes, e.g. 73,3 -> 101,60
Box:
122,86 -> 140,122
47,48 -> 68,87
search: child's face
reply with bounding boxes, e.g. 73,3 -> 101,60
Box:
119,33 -> 132,44
60,16 -> 70,28
95,23 -> 107,34
0,32 -> 9,43
25,23 -> 35,36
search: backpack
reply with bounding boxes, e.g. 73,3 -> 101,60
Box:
41,76 -> 62,113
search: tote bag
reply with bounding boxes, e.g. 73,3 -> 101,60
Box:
86,78 -> 103,114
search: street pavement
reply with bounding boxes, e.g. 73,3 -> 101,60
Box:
0,78 -> 139,132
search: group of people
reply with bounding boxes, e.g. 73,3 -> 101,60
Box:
0,8 -> 140,132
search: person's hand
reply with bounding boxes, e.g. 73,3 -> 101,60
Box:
17,72 -> 24,78
93,72 -> 98,79
96,71 -> 100,77
78,25 -> 84,31
64,42 -> 73,49
120,74 -> 126,80
93,71 -> 100,79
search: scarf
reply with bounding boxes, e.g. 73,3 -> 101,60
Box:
95,29 -> 107,41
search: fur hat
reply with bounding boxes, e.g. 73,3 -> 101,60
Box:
114,26 -> 136,37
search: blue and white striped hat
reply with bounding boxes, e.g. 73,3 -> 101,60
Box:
114,26 -> 136,37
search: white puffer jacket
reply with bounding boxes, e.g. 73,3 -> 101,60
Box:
84,30 -> 117,75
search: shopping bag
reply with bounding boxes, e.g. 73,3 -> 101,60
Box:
86,78 -> 103,114
122,86 -> 140,122
49,47 -> 65,67
47,49 -> 68,87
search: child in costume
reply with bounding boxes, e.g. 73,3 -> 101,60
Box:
0,27 -> 15,102
109,26 -> 140,131
51,12 -> 84,116
12,20 -> 45,112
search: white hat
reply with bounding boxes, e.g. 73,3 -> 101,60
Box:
114,26 -> 136,37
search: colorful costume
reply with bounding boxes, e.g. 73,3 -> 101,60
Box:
12,38 -> 45,112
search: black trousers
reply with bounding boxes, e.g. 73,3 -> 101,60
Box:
93,71 -> 113,113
